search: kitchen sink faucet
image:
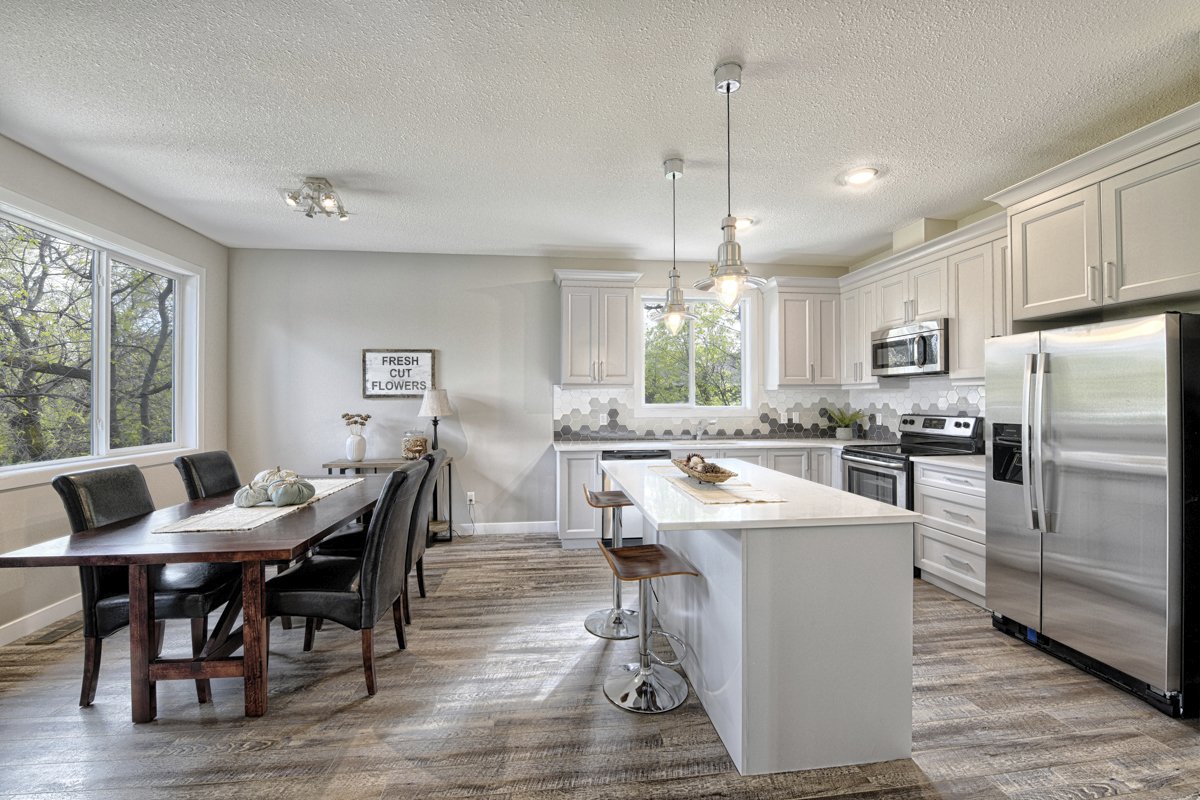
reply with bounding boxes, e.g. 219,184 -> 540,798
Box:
694,419 -> 718,440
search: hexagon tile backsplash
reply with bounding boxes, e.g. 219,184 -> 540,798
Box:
552,379 -> 985,442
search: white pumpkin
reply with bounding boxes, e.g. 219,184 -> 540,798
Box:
267,478 -> 317,507
251,466 -> 299,489
234,484 -> 270,508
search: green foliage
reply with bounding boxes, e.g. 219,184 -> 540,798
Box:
826,407 -> 866,427
644,301 -> 743,407
0,220 -> 175,467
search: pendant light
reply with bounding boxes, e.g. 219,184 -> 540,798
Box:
694,62 -> 764,309
651,158 -> 698,336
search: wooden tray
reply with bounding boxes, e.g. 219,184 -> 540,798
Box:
671,458 -> 738,484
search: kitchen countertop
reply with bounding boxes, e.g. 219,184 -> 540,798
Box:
910,453 -> 986,472
553,438 -> 853,452
602,458 -> 919,531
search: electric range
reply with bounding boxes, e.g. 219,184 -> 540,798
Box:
840,414 -> 983,509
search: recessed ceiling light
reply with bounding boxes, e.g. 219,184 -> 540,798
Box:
735,217 -> 754,230
841,167 -> 880,186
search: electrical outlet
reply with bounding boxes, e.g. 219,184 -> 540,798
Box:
467,492 -> 476,505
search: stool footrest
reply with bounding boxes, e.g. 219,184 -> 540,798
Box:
648,628 -> 687,667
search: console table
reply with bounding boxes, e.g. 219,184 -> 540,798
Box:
321,456 -> 454,542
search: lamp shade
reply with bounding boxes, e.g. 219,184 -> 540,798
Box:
418,389 -> 455,418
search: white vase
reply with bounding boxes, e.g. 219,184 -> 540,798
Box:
835,427 -> 854,440
345,433 -> 366,461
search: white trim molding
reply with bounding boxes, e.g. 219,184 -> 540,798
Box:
838,213 -> 1007,290
0,593 -> 82,647
461,521 -> 559,535
554,269 -> 643,287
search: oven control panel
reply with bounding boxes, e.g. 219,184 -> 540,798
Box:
898,414 -> 979,438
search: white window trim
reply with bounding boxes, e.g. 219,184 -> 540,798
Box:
634,287 -> 763,418
0,201 -> 203,491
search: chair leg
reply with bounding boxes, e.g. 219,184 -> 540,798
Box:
191,618 -> 212,704
303,618 -> 317,652
392,597 -> 407,651
361,629 -> 376,696
416,557 -> 426,598
80,636 -> 102,707
402,576 -> 412,625
153,620 -> 166,658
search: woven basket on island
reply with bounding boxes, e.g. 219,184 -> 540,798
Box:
672,458 -> 738,484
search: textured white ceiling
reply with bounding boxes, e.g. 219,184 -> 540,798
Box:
1,1 -> 1198,265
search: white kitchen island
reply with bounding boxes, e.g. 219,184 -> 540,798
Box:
601,457 -> 920,776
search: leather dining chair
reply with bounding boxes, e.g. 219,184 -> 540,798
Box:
318,449 -> 446,619
51,465 -> 242,706
173,451 -> 241,499
265,459 -> 429,695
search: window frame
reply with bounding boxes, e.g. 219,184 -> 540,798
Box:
0,204 -> 201,485
635,288 -> 759,417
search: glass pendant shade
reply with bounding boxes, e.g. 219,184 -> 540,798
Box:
663,309 -> 687,335
652,158 -> 698,335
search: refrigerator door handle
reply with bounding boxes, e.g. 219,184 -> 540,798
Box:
1033,352 -> 1050,533
1021,353 -> 1039,531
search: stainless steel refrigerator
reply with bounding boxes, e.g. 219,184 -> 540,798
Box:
985,312 -> 1199,716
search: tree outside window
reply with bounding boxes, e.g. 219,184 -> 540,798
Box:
0,217 -> 176,467
644,300 -> 744,407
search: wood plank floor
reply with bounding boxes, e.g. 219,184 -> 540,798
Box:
1,533 -> 1199,799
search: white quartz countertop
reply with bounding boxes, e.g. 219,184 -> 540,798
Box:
553,439 -> 850,452
602,458 -> 919,531
909,454 -> 986,472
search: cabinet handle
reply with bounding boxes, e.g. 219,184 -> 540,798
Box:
810,362 -> 815,381
1089,265 -> 1100,303
944,476 -> 973,486
1104,261 -> 1117,301
599,360 -> 605,381
944,509 -> 977,525
942,554 -> 976,574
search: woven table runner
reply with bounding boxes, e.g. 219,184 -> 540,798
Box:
663,475 -> 786,505
153,478 -> 364,533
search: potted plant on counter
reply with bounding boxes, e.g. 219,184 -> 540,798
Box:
825,408 -> 866,440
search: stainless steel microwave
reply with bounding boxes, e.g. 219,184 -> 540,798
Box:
870,319 -> 949,377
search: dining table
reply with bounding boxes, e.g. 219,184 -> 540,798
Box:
0,474 -> 385,723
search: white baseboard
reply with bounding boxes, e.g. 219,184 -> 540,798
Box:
0,593 -> 82,647
460,521 -> 558,536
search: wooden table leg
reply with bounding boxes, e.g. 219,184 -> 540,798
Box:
242,561 -> 268,717
128,564 -> 157,723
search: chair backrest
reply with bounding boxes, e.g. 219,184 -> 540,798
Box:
173,451 -> 240,500
357,460 -> 429,628
406,449 -> 447,574
51,465 -> 156,638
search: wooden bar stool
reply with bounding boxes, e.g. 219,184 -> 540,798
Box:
598,542 -> 699,714
582,485 -> 638,640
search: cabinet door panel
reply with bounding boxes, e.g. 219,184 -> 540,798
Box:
722,449 -> 766,467
1101,143 -> 1200,304
813,295 -> 840,384
991,239 -> 1011,338
769,451 -> 810,479
597,289 -> 633,384
910,258 -> 948,321
779,294 -> 814,384
948,245 -> 991,380
840,290 -> 860,383
562,288 -> 597,383
560,453 -> 600,538
810,449 -> 832,485
876,272 -> 909,328
1011,185 -> 1101,319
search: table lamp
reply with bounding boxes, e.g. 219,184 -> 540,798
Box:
418,389 -> 455,451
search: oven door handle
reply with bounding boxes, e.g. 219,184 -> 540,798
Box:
840,453 -> 907,471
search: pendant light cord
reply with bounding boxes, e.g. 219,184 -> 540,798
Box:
726,87 -> 732,217
672,172 -> 677,270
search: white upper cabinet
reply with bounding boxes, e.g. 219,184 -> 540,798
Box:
991,238 -> 1012,338
874,258 -> 948,328
947,243 -> 994,380
555,270 -> 641,386
763,279 -> 840,388
991,103 -> 1200,321
840,283 -> 876,385
1100,142 -> 1200,304
1010,185 -> 1102,320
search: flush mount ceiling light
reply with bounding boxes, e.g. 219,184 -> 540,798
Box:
694,62 -> 765,310
839,166 -> 881,186
281,176 -> 350,221
651,158 -> 699,336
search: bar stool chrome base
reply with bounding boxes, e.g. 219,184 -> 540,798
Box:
584,607 -> 638,640
603,664 -> 689,713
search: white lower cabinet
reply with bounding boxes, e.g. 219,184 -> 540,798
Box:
556,450 -> 600,546
767,448 -> 831,485
913,461 -> 987,607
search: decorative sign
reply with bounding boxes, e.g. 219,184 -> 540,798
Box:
362,349 -> 435,398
